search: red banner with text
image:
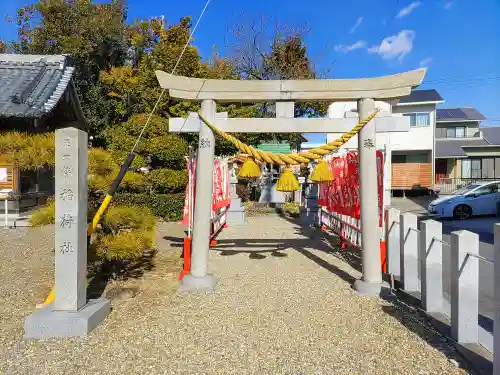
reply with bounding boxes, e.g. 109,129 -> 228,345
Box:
318,150 -> 384,227
182,159 -> 231,226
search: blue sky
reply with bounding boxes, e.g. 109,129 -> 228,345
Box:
1,0 -> 499,143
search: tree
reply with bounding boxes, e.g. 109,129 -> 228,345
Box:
9,0 -> 129,136
222,14 -> 329,151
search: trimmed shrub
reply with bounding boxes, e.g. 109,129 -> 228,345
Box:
92,230 -> 155,260
146,168 -> 187,194
282,202 -> 301,217
150,193 -> 185,221
113,192 -> 185,221
29,198 -> 55,227
0,132 -> 55,170
121,171 -> 149,193
103,204 -> 156,233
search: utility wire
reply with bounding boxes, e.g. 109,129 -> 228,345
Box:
131,0 -> 212,153
340,0 -> 400,116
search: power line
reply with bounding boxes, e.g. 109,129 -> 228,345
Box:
131,0 -> 212,153
422,76 -> 500,85
424,71 -> 499,84
372,0 -> 400,57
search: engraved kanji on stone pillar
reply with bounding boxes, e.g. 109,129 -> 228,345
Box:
54,127 -> 88,311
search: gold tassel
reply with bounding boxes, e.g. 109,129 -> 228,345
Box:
276,167 -> 300,192
238,157 -> 261,179
309,159 -> 333,183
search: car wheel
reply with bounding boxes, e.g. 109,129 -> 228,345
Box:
453,204 -> 472,220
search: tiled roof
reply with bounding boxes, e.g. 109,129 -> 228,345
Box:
0,54 -> 77,118
397,89 -> 444,104
436,107 -> 486,122
435,138 -> 488,158
481,126 -> 500,145
257,143 -> 292,154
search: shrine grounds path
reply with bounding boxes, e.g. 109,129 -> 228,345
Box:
1,215 -> 469,374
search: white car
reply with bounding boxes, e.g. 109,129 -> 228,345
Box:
428,181 -> 500,220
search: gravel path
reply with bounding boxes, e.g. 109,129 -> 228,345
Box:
1,216 -> 468,374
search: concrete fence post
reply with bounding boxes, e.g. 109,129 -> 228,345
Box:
450,230 -> 479,344
493,224 -> 500,374
385,208 -> 400,277
400,212 -> 419,292
420,219 -> 443,313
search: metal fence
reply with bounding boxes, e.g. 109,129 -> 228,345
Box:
434,177 -> 497,195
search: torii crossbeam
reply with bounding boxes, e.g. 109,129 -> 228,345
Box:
156,68 -> 426,297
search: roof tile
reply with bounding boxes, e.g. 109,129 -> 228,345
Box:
0,54 -> 75,118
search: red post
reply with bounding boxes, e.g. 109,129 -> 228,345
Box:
379,240 -> 387,273
179,236 -> 191,280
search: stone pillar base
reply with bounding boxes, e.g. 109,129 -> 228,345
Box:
227,207 -> 246,225
24,299 -> 110,339
353,279 -> 391,298
179,273 -> 218,293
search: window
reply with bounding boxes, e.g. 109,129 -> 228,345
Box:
471,159 -> 481,178
436,126 -> 467,138
461,159 -> 471,178
455,127 -> 466,138
403,112 -> 430,127
482,158 -> 495,179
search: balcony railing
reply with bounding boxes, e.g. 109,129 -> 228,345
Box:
434,176 -> 497,194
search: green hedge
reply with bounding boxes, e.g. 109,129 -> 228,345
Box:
113,192 -> 185,222
146,168 -> 187,194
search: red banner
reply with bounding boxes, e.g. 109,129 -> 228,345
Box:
318,151 -> 384,226
182,158 -> 231,226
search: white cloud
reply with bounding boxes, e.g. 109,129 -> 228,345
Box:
420,57 -> 433,67
368,30 -> 416,61
349,17 -> 364,34
396,1 -> 421,18
335,40 -> 367,53
444,1 -> 453,10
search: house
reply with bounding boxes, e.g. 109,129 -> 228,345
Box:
326,89 -> 444,196
434,107 -> 500,193
0,54 -> 86,224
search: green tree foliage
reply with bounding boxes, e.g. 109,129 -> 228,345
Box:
0,132 -> 55,169
105,114 -> 188,169
9,0 -> 129,136
146,168 -> 187,194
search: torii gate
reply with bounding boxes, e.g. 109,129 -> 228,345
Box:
156,68 -> 426,297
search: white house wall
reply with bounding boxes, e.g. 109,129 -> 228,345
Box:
326,102 -> 435,152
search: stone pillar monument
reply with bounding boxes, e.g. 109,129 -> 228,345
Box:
25,127 -> 110,338
226,162 -> 246,225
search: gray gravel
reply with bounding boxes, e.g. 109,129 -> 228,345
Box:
1,216 -> 467,374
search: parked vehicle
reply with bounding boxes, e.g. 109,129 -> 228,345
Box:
428,181 -> 500,219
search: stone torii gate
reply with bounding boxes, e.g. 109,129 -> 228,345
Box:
156,68 -> 426,297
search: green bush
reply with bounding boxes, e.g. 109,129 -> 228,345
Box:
105,114 -> 188,169
29,198 -> 55,227
92,229 -> 155,260
146,168 -> 187,194
282,202 -> 301,217
103,204 -> 156,233
113,192 -> 185,221
121,171 -> 149,193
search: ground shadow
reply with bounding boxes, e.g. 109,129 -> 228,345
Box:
382,297 -> 492,374
87,248 -> 157,300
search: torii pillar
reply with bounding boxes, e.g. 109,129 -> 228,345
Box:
156,69 -> 426,295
